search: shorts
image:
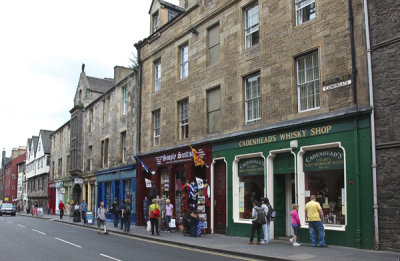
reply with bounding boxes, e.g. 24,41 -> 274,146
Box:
97,218 -> 105,228
291,224 -> 300,237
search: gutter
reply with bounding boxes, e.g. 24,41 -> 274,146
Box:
363,0 -> 380,250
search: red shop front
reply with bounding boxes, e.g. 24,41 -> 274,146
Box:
136,144 -> 212,232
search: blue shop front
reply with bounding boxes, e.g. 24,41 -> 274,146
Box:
96,165 -> 136,224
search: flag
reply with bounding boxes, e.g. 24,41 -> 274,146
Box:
133,154 -> 151,174
189,145 -> 207,167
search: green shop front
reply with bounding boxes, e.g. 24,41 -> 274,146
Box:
212,114 -> 374,249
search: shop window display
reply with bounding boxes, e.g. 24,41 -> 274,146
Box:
303,148 -> 345,225
238,157 -> 265,220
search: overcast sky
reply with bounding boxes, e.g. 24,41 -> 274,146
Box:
0,0 -> 180,160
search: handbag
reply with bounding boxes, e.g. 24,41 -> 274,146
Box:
169,218 -> 176,228
146,221 -> 151,232
154,208 -> 160,217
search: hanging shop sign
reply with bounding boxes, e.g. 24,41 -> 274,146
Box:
322,74 -> 352,92
304,148 -> 344,171
238,157 -> 264,177
155,148 -> 206,165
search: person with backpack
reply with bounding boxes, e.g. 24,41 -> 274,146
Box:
121,199 -> 132,232
111,198 -> 119,228
248,200 -> 264,245
261,198 -> 271,244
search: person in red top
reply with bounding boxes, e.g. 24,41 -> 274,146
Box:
58,200 -> 65,219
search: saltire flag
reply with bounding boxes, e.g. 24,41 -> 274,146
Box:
189,145 -> 208,168
133,154 -> 151,174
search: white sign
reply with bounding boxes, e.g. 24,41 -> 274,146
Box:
305,190 -> 311,197
145,178 -> 152,188
196,177 -> 204,189
60,188 -> 66,194
74,178 -> 83,184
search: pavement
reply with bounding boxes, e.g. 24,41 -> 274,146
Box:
20,213 -> 400,261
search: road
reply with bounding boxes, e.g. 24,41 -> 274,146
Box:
0,215 -> 257,261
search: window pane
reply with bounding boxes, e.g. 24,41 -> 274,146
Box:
239,175 -> 264,219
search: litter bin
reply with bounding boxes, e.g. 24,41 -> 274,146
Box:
73,209 -> 81,222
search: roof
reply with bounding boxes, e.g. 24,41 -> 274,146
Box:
31,136 -> 39,156
39,130 -> 54,154
149,0 -> 185,14
87,76 -> 114,93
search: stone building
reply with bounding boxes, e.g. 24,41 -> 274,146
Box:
135,0 -> 374,248
49,121 -> 70,214
83,66 -> 138,222
367,0 -> 400,252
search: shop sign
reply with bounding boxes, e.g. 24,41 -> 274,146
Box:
322,74 -> 352,92
155,148 -> 206,165
49,183 -> 56,188
60,188 -> 66,194
238,158 -> 264,177
74,178 -> 83,184
304,148 -> 344,171
56,182 -> 63,188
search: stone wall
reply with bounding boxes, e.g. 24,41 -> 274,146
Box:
139,0 -> 369,153
369,0 -> 400,252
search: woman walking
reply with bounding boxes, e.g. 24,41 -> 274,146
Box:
261,198 -> 271,244
149,199 -> 160,236
290,204 -> 301,246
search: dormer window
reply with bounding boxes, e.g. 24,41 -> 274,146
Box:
153,12 -> 160,33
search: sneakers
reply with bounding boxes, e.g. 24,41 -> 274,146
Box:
248,241 -> 253,244
293,242 -> 301,247
290,238 -> 294,243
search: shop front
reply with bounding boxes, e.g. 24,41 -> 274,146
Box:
48,182 -> 56,214
95,165 -> 136,224
136,144 -> 212,233
82,174 -> 96,212
212,115 -> 374,249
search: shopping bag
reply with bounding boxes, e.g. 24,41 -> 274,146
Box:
169,218 -> 176,228
146,221 -> 151,232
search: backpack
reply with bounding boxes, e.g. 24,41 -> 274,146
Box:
256,208 -> 266,225
125,205 -> 131,215
267,205 -> 276,221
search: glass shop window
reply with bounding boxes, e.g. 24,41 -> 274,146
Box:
304,148 -> 345,225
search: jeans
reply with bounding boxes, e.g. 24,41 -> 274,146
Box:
308,221 -> 326,246
114,214 -> 119,227
81,211 -> 86,224
165,215 -> 172,232
150,218 -> 159,235
250,221 -> 262,242
262,222 -> 271,242
123,216 -> 131,232
60,210 -> 64,219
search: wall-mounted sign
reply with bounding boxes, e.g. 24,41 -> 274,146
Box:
322,74 -> 352,92
238,157 -> 264,177
74,178 -> 83,184
60,188 -> 66,194
155,148 -> 206,166
304,148 -> 344,171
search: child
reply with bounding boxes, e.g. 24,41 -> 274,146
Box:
290,204 -> 301,246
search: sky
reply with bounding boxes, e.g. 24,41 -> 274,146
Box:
0,0 -> 180,161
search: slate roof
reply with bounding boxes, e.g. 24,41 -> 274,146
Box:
39,130 -> 53,154
149,0 -> 185,14
87,76 -> 114,93
31,136 -> 39,156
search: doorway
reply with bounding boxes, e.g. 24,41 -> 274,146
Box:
213,159 -> 226,234
72,184 -> 82,204
272,152 -> 295,238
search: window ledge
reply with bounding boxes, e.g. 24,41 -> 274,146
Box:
301,224 -> 346,231
233,219 -> 252,225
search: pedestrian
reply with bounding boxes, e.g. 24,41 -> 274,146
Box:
149,199 -> 160,236
121,199 -> 132,232
74,202 -> 81,222
305,195 -> 327,247
119,199 -> 125,230
290,204 -> 301,246
261,198 -> 271,244
96,202 -> 109,234
111,198 -> 119,228
58,200 -> 65,219
80,200 -> 88,225
165,199 -> 174,232
248,200 -> 263,245
190,210 -> 200,237
47,202 -> 51,215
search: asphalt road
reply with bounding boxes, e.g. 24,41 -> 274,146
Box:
0,215 -> 257,261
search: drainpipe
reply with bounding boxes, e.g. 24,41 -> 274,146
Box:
348,0 -> 361,248
363,0 -> 379,250
134,43 -> 142,154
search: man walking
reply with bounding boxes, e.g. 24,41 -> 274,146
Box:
58,200 -> 65,219
80,200 -> 88,225
305,195 -> 327,247
121,199 -> 132,232
96,202 -> 108,234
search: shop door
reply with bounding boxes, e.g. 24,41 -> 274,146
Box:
214,160 -> 226,234
274,175 -> 286,237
